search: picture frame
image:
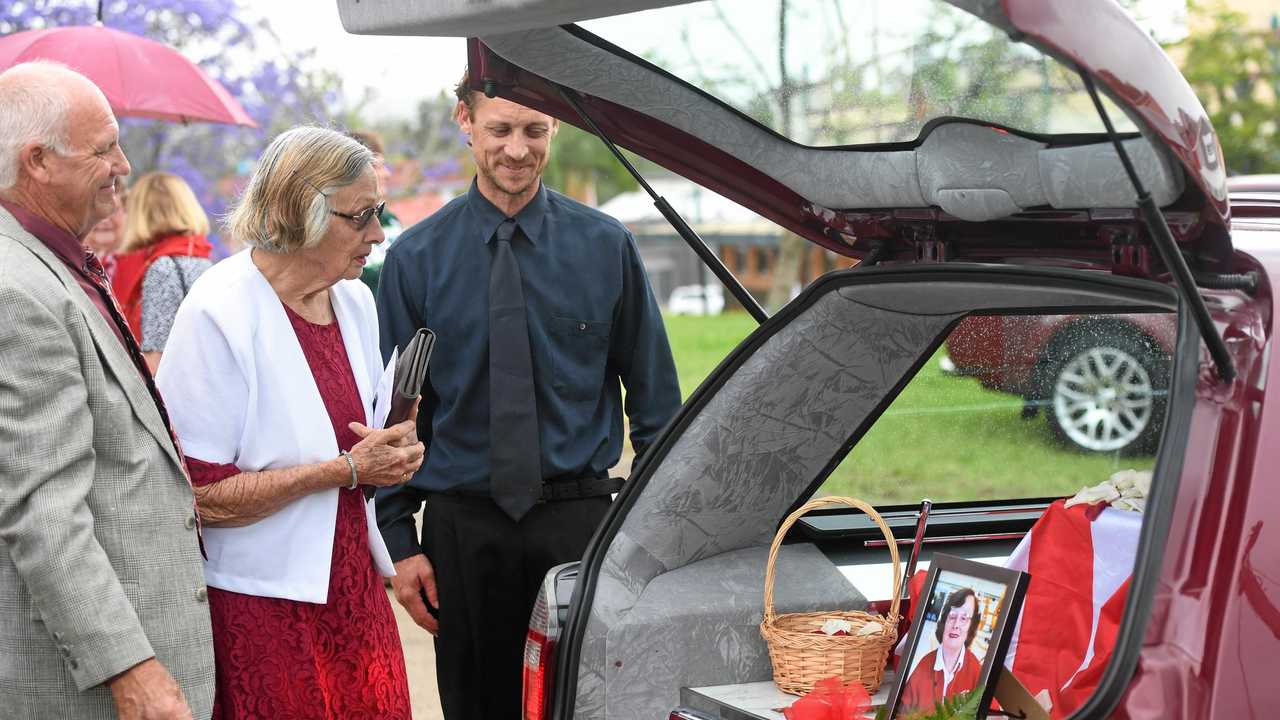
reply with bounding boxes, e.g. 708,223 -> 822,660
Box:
884,553 -> 1029,719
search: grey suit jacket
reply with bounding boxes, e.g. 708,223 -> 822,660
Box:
0,208 -> 214,719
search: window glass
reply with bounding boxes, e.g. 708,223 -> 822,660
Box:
579,0 -> 1138,147
815,312 -> 1172,504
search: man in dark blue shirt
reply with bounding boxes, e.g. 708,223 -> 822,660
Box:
376,72 -> 680,720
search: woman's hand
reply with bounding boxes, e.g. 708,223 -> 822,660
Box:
346,419 -> 425,487
190,415 -> 426,527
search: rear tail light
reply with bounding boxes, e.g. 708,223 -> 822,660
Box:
523,571 -> 561,720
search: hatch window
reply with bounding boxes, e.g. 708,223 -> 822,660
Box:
815,312 -> 1172,504
579,0 -> 1139,146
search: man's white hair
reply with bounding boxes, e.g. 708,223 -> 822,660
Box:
0,61 -> 78,191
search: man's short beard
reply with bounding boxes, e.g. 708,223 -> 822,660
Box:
480,162 -> 540,198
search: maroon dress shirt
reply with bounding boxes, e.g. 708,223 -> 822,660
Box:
0,199 -> 132,351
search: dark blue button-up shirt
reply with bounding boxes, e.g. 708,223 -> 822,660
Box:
375,181 -> 680,560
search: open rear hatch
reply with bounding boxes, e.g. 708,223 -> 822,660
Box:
339,0 -> 1230,267
340,0 -> 1239,379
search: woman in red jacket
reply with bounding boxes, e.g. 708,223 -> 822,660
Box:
110,171 -> 213,372
901,588 -> 983,714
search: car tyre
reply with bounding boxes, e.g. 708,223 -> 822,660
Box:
1035,325 -> 1168,455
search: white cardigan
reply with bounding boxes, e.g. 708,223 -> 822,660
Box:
156,250 -> 395,604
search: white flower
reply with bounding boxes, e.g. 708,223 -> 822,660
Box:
857,621 -> 884,636
820,619 -> 854,635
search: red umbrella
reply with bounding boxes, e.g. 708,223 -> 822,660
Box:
0,25 -> 256,127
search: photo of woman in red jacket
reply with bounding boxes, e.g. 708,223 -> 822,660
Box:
900,587 -> 983,713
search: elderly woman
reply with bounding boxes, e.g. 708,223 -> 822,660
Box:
110,171 -> 214,372
901,587 -> 983,713
155,126 -> 421,719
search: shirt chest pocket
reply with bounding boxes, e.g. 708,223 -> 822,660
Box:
549,315 -> 611,402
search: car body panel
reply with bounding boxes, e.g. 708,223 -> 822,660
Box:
1117,232 -> 1275,719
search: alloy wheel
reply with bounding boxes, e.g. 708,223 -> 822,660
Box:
1051,346 -> 1155,453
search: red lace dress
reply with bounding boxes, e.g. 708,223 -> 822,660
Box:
187,305 -> 411,720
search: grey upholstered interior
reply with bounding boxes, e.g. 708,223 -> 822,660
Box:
573,272 -> 1175,719
480,28 -> 1184,221
593,543 -> 861,718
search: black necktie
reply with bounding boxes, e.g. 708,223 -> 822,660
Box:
489,219 -> 543,521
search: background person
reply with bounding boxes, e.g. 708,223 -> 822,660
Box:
83,174 -> 126,277
155,126 -> 422,720
901,587 -> 983,713
348,129 -> 402,295
376,71 -> 682,719
0,60 -> 214,720
110,171 -> 214,372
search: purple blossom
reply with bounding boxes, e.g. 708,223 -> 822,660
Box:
3,0 -> 347,249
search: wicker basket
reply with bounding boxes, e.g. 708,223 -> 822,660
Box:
760,496 -> 903,695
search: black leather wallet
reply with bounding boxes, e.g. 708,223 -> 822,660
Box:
385,327 -> 435,428
366,328 -> 436,500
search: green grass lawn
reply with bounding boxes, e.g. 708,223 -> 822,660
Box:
663,311 -> 760,400
662,312 -> 1155,505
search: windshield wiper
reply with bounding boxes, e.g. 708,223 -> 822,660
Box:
554,85 -> 769,324
1079,70 -> 1236,384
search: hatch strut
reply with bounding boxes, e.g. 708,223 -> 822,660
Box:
554,85 -> 770,324
1079,71 -> 1236,384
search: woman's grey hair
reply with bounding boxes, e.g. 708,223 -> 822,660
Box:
225,126 -> 373,254
0,61 -> 74,191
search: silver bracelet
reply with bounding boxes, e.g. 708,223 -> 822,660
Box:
339,450 -> 358,490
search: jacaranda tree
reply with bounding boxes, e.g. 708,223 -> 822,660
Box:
1,0 -> 349,253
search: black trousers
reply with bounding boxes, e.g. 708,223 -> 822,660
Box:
422,492 -> 611,720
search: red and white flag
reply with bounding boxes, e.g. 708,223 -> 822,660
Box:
1003,500 -> 1141,718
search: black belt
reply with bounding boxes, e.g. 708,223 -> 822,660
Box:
540,475 -> 624,502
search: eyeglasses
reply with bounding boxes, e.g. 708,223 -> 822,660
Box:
947,612 -> 973,625
298,175 -> 384,230
329,201 -> 386,230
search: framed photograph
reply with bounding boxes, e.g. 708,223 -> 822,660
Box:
884,554 -> 1029,719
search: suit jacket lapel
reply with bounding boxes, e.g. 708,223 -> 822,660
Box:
0,211 -> 184,474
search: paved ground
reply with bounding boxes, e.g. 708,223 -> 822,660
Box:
388,586 -> 444,720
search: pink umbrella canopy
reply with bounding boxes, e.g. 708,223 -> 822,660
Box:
0,25 -> 256,127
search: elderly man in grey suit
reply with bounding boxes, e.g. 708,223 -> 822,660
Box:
0,62 -> 214,719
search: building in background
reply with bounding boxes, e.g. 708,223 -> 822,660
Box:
601,176 -> 854,310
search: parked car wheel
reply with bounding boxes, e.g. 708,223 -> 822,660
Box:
1036,325 -> 1168,455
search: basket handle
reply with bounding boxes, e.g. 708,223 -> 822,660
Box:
763,496 -> 903,625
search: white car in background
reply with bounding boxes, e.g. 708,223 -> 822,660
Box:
666,284 -> 724,316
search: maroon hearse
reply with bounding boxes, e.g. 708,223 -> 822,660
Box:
339,1 -> 1280,718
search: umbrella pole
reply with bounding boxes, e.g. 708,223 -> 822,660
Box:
96,0 -> 104,24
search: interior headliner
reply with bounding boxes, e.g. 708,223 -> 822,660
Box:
480,26 -> 1185,222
